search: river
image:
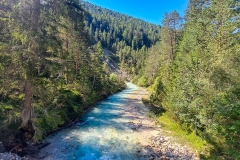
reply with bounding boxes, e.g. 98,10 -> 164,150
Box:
34,83 -> 152,160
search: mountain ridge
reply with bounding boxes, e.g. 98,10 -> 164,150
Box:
82,1 -> 160,26
82,1 -> 161,51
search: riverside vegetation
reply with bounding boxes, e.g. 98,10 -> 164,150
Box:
0,0 -> 125,154
134,0 -> 240,159
0,0 -> 240,159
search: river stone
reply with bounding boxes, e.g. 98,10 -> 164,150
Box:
0,142 -> 5,153
0,152 -> 23,160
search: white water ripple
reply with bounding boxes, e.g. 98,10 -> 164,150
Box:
36,83 -> 145,160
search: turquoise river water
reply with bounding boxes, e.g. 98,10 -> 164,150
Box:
36,83 -> 150,160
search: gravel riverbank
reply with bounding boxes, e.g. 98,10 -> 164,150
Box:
0,152 -> 26,160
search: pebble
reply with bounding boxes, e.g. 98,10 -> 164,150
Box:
0,142 -> 5,153
0,152 -> 27,160
137,134 -> 200,160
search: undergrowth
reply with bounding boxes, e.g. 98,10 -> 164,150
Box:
143,98 -> 240,159
142,99 -> 210,158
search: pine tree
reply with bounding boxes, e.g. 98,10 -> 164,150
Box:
160,0 -> 240,156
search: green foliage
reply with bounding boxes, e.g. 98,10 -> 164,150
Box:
109,73 -> 118,82
150,77 -> 166,106
137,76 -> 149,87
58,89 -> 82,119
83,1 -> 160,76
0,102 -> 21,127
0,0 -> 126,143
157,113 -> 207,153
140,0 -> 240,158
143,99 -> 207,153
83,1 -> 160,50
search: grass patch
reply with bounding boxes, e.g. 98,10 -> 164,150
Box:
155,112 -> 208,153
143,99 -> 209,157
143,99 -> 240,159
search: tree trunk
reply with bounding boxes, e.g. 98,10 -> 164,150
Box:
20,80 -> 33,128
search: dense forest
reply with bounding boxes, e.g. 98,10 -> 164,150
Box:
82,1 -> 161,75
0,0 -> 125,151
0,0 -> 239,159
135,0 -> 240,158
83,1 -> 160,50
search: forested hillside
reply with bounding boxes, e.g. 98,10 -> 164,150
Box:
82,1 -> 161,76
136,0 -> 240,158
0,0 -> 239,159
0,0 -> 124,151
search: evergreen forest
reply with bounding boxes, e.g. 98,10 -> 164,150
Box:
0,0 -> 239,159
0,0 -> 125,145
83,1 -> 161,75
134,0 -> 240,158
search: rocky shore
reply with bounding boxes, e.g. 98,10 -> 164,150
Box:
0,140 -> 50,160
128,88 -> 200,160
0,152 -> 25,160
136,134 -> 199,160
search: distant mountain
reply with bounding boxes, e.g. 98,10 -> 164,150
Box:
82,1 -> 161,52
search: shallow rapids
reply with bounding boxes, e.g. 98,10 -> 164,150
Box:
36,83 -> 150,160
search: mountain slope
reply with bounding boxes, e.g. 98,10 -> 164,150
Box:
82,1 -> 161,76
82,1 -> 161,51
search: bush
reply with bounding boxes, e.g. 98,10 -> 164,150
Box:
137,76 -> 149,87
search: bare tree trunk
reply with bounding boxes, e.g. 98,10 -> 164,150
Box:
20,80 -> 33,128
66,65 -> 69,84
31,0 -> 41,32
170,33 -> 174,60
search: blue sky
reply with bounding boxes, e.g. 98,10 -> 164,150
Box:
84,0 -> 189,25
